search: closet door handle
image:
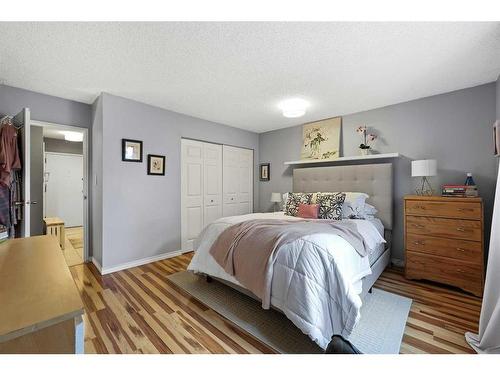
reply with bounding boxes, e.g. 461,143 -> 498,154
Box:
30,201 -> 38,205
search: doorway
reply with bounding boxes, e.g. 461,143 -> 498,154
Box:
32,120 -> 89,266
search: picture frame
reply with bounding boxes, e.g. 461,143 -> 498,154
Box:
122,139 -> 143,162
260,163 -> 270,181
147,154 -> 166,176
494,120 -> 500,157
301,116 -> 341,160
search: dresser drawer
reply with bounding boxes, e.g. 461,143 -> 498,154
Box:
406,233 -> 482,263
406,215 -> 482,241
405,199 -> 482,220
406,251 -> 482,296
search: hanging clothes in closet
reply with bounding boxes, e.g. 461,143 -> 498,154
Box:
0,116 -> 22,238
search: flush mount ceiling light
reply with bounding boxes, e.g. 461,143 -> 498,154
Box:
61,131 -> 83,142
278,98 -> 309,118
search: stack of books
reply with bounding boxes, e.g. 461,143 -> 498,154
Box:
442,185 -> 479,197
0,225 -> 8,243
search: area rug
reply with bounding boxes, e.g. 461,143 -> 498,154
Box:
167,271 -> 412,354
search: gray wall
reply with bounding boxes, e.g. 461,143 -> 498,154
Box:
91,95 -> 104,266
95,93 -> 259,269
30,126 -> 44,236
0,85 -> 91,128
44,138 -> 83,154
497,74 -> 500,120
259,83 -> 498,263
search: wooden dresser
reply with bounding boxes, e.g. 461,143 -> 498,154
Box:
0,236 -> 84,353
404,195 -> 484,296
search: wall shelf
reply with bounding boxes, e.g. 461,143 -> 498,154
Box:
283,152 -> 400,166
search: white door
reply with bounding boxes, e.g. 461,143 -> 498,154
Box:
203,143 -> 223,226
237,148 -> 253,215
223,145 -> 253,217
13,108 -> 31,237
44,153 -> 84,227
222,145 -> 240,217
181,139 -> 204,251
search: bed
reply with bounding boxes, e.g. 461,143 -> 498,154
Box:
188,163 -> 393,349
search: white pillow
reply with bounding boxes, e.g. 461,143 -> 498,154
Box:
364,203 -> 378,215
341,192 -> 369,219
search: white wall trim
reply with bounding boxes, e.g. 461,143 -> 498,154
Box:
91,257 -> 102,273
94,250 -> 191,275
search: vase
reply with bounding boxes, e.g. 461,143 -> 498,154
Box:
359,148 -> 370,156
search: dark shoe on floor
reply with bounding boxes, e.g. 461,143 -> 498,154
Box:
325,335 -> 362,354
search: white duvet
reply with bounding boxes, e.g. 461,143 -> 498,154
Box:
187,212 -> 386,349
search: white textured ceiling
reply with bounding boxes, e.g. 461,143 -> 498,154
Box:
0,22 -> 499,133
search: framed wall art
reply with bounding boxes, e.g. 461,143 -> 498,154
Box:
122,139 -> 143,162
301,116 -> 341,160
147,154 -> 166,176
260,163 -> 270,181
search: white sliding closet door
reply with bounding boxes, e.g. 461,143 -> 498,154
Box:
223,145 -> 253,217
181,139 -> 204,251
181,139 -> 223,251
203,142 -> 223,226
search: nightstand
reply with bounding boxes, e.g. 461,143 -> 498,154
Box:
404,195 -> 484,296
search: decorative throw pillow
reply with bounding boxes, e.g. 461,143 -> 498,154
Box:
285,193 -> 313,216
316,192 -> 346,220
297,204 -> 319,219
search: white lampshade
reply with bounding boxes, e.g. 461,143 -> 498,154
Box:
412,159 -> 437,177
270,192 -> 282,203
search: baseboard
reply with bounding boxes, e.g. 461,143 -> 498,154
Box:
96,249 -> 190,275
391,258 -> 405,268
91,257 -> 103,273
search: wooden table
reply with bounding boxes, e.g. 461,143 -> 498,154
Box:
0,236 -> 84,353
43,217 -> 65,249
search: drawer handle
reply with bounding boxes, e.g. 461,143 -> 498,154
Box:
456,227 -> 468,232
458,208 -> 473,212
210,199 -> 214,203
456,247 -> 466,252
456,268 -> 466,273
413,241 -> 424,245
415,205 -> 426,210
412,224 -> 425,228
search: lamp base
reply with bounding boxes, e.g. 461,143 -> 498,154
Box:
415,176 -> 434,196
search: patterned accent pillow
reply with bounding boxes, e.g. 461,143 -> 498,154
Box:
285,193 -> 313,216
316,192 -> 346,220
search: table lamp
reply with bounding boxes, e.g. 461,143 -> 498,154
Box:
270,192 -> 282,212
411,159 -> 437,195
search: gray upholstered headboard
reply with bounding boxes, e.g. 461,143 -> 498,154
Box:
293,163 -> 393,229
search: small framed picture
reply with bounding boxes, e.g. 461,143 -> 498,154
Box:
494,120 -> 500,156
122,139 -> 143,162
260,163 -> 270,181
147,154 -> 166,176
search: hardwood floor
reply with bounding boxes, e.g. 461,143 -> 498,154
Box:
69,252 -> 481,354
62,226 -> 84,267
